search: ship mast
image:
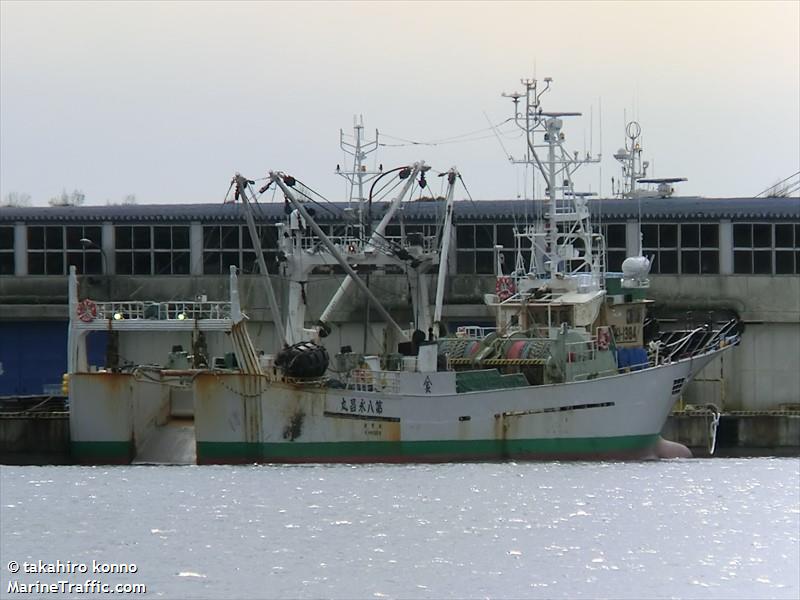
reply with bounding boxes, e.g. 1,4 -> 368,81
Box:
612,121 -> 648,199
337,116 -> 381,239
613,120 -> 687,205
504,77 -> 602,288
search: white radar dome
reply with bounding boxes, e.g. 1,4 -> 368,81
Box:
621,256 -> 652,288
622,256 -> 651,280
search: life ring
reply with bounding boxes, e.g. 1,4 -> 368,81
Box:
597,327 -> 611,351
77,299 -> 97,323
495,276 -> 515,301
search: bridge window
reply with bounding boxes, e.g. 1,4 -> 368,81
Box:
734,223 -> 800,275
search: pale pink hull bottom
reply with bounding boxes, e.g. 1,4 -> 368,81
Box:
651,436 -> 693,459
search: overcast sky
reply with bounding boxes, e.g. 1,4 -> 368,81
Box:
1,1 -> 798,205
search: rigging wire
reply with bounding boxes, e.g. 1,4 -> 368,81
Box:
755,170 -> 800,197
370,175 -> 406,205
283,178 -> 342,220
483,111 -> 514,162
380,118 -> 518,148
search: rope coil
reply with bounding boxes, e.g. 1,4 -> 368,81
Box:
706,403 -> 721,455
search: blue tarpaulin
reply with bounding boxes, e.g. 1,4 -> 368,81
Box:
615,347 -> 649,371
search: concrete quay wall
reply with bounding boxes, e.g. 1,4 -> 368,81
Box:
662,413 -> 800,457
0,412 -> 71,464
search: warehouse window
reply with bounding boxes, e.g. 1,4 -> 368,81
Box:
242,225 -> 279,274
680,223 -> 719,274
383,223 -> 440,247
642,224 -> 677,274
734,223 -> 800,275
379,223 -> 438,274
454,222 -> 622,276
0,226 -> 13,275
775,224 -> 800,274
642,223 -> 719,274
604,224 -> 627,272
115,225 -> 190,275
202,224 -> 279,275
456,224 -> 515,275
27,225 -> 102,275
201,225 -> 238,275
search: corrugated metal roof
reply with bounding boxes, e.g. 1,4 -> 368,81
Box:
1,196 -> 798,223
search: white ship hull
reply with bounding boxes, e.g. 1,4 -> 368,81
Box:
191,349 -> 723,464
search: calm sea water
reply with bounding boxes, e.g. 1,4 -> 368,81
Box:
1,459 -> 798,599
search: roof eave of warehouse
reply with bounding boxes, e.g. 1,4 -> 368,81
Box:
1,196 -> 798,222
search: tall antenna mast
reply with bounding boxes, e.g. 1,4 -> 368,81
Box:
503,77 -> 602,283
599,97 -> 603,197
338,115 -> 381,236
613,120 -> 650,199
614,120 -> 687,202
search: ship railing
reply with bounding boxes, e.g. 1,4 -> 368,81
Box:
380,235 -> 438,253
571,363 -> 650,382
92,301 -> 232,321
656,319 -> 741,362
298,233 -> 438,255
299,234 -> 363,252
564,325 -> 620,363
521,290 -> 571,304
565,337 -> 600,362
456,325 -> 498,339
281,375 -> 329,387
527,326 -> 552,338
569,321 -> 741,380
347,369 -> 401,394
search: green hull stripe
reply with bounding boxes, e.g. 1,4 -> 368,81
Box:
71,441 -> 134,463
197,434 -> 660,462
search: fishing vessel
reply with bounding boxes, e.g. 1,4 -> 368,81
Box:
67,79 -> 740,464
